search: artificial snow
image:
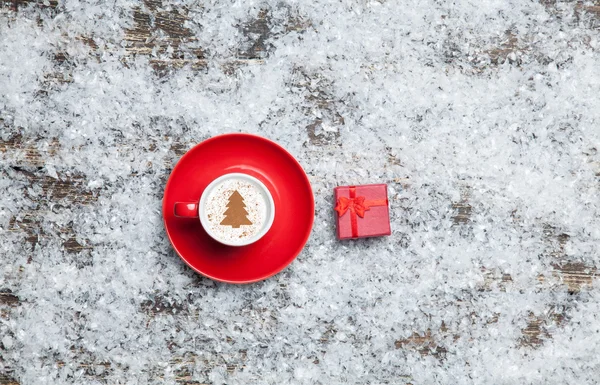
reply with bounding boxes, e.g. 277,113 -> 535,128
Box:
1,0 -> 600,384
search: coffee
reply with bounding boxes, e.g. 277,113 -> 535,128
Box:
203,177 -> 269,245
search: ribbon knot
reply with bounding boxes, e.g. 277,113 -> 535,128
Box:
335,196 -> 369,218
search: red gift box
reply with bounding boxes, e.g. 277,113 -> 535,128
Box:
334,184 -> 391,239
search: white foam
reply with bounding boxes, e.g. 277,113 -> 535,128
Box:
203,178 -> 268,245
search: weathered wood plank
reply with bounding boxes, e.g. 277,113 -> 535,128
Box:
484,30 -> 523,66
520,308 -> 567,347
538,225 -> 597,294
395,322 -> 458,358
0,134 -> 60,168
583,5 -> 600,17
452,185 -> 472,225
124,3 -> 200,55
0,156 -> 98,257
0,375 -> 19,385
0,0 -> 57,12
451,201 -> 472,224
395,329 -> 448,358
293,68 -> 344,147
538,262 -> 598,294
237,9 -> 271,60
9,167 -> 96,204
479,268 -> 513,292
140,295 -> 187,316
0,290 -> 19,306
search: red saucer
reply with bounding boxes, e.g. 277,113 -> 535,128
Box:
162,133 -> 314,283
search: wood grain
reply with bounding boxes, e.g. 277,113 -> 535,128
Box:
394,325 -> 454,358
0,376 -> 18,385
479,268 -> 513,292
1,0 -> 57,12
0,289 -> 19,384
4,164 -> 96,258
0,291 -> 19,307
485,30 -> 522,66
124,0 -> 203,62
293,68 -> 344,146
0,134 -> 60,168
452,186 -> 472,225
521,308 -> 567,347
539,225 -> 596,294
237,9 -> 271,60
140,295 -> 187,316
539,262 -> 598,294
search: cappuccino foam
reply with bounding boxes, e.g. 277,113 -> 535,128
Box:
204,178 -> 268,245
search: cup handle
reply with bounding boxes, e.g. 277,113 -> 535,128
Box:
174,202 -> 199,218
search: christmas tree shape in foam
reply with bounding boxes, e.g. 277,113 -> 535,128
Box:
220,190 -> 253,228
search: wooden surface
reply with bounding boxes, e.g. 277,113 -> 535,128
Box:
2,1 -> 600,384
